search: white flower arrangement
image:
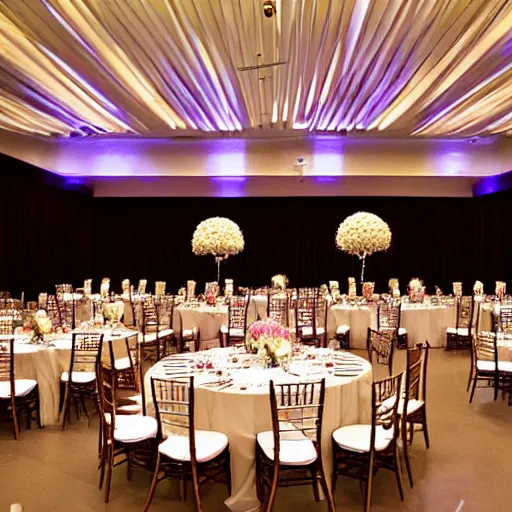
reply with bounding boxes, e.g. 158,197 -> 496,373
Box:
336,212 -> 391,258
192,217 -> 244,257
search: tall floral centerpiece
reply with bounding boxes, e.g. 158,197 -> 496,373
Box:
336,212 -> 391,287
192,217 -> 244,282
246,318 -> 292,368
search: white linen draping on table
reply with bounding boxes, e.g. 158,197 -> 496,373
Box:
327,306 -> 374,349
9,331 -> 137,426
145,349 -> 372,512
401,304 -> 456,348
246,295 -> 267,323
173,305 -> 228,345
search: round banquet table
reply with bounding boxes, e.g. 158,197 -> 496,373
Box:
5,330 -> 137,426
173,305 -> 228,346
145,347 -> 372,512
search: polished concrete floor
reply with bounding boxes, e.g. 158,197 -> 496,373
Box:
1,349 -> 511,512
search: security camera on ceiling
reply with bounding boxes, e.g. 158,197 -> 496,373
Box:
263,1 -> 276,18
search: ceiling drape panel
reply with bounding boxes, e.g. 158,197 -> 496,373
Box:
0,0 -> 511,137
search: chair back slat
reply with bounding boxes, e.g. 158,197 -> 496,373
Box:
0,338 -> 14,383
270,379 -> 325,441
267,293 -> 288,326
372,373 -> 402,433
228,295 -> 249,330
367,328 -> 395,369
69,332 -> 103,376
499,306 -> 512,332
475,331 -> 497,362
151,376 -> 195,439
378,299 -> 401,331
457,296 -> 473,330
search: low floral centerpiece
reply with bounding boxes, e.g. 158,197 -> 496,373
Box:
408,278 -> 425,303
246,318 -> 292,368
192,217 -> 244,282
22,310 -> 54,343
336,212 -> 391,286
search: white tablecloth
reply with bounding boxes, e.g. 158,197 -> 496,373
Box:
327,306 -> 374,349
173,305 -> 228,345
7,330 -> 137,426
401,304 -> 456,348
145,347 -> 372,512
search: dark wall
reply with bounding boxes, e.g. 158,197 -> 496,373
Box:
91,193 -> 512,296
1,153 -> 511,299
0,154 -> 93,299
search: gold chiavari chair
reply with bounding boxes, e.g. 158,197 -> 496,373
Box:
446,295 -> 474,349
332,373 -> 404,511
0,338 -> 41,439
367,328 -> 395,376
256,379 -> 334,512
295,289 -> 326,347
499,306 -> 512,332
267,292 -> 289,327
143,376 -> 231,511
399,342 -> 430,488
220,295 -> 249,347
378,298 -> 408,349
60,332 -> 104,430
97,363 -> 158,503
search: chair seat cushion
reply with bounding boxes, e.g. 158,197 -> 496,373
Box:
398,327 -> 407,336
301,326 -> 325,337
446,327 -> 469,336
114,357 -> 132,371
111,414 -> 158,443
332,424 -> 394,453
159,430 -> 228,463
498,361 -> 512,373
0,379 -> 37,398
182,328 -> 197,338
477,360 -> 496,372
256,430 -> 318,466
138,328 -> 174,343
61,371 -> 96,383
398,398 -> 424,416
336,325 -> 350,335
220,326 -> 245,337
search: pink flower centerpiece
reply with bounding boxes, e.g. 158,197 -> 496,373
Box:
246,318 -> 291,368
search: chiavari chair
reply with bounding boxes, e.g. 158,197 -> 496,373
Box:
295,289 -> 326,347
378,298 -> 408,349
0,314 -> 14,334
399,342 -> 430,488
499,306 -> 512,333
467,331 -> 512,403
256,379 -> 334,512
143,376 -> 231,511
446,295 -> 474,350
267,292 -> 289,327
332,373 -> 404,511
60,332 -> 103,430
176,300 -> 200,353
221,295 -> 249,347
0,291 -> 11,299
366,328 -> 395,376
46,295 -> 61,330
0,338 -> 41,439
97,363 -> 158,503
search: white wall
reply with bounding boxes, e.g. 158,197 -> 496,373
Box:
1,129 -> 510,196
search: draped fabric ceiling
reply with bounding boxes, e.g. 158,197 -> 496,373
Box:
1,0 -> 512,138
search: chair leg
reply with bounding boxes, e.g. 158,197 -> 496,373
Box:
469,376 -> 477,404
318,462 -> 336,512
104,444 -> 114,503
35,391 -> 42,428
180,474 -> 187,501
98,442 -> 106,489
264,466 -> 279,512
79,393 -> 90,426
364,452 -> 375,512
61,384 -> 71,430
402,420 -> 414,488
394,446 -> 404,501
311,466 -> 320,501
11,399 -> 20,440
421,412 -> 430,449
127,450 -> 132,481
331,449 -> 338,495
143,452 -> 162,512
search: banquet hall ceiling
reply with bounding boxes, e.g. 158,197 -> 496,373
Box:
1,0 -> 512,139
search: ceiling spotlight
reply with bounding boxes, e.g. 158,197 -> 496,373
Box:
263,1 -> 276,18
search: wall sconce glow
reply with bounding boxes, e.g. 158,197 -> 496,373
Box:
207,140 -> 246,176
210,176 -> 247,197
312,138 -> 344,175
430,151 -> 468,176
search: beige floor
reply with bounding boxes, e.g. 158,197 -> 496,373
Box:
0,349 -> 511,512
